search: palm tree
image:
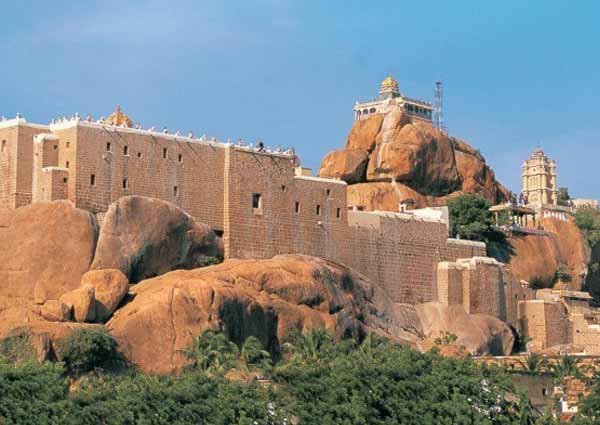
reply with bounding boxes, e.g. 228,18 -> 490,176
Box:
282,328 -> 333,365
240,336 -> 271,371
185,330 -> 240,374
519,352 -> 547,374
551,354 -> 581,380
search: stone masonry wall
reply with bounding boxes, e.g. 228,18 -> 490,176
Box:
6,120 -> 489,306
572,314 -> 600,355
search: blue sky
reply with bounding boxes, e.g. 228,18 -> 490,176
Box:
1,1 -> 599,198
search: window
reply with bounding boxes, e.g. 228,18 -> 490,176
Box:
123,146 -> 129,155
316,205 -> 321,216
90,174 -> 96,186
178,154 -> 183,163
66,142 -> 70,149
122,178 -> 128,189
53,144 -> 58,150
63,177 -> 68,184
295,201 -> 300,213
163,148 -> 168,159
336,208 -> 341,218
106,142 -> 111,152
173,185 -> 178,196
137,152 -> 142,158
252,193 -> 262,209
281,185 -> 286,192
326,189 -> 331,196
65,161 -> 70,169
1,140 -> 5,152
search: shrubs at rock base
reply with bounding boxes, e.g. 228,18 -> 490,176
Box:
58,327 -> 121,374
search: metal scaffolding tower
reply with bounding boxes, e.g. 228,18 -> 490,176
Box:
434,81 -> 446,133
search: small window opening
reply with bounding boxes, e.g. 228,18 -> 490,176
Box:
90,174 -> 96,186
123,146 -> 129,155
281,185 -> 286,192
53,144 -> 58,150
122,178 -> 128,189
336,208 -> 341,218
163,148 -> 168,159
252,193 -> 262,209
326,189 -> 331,196
1,140 -> 5,152
106,142 -> 111,152
63,177 -> 68,184
66,142 -> 70,149
178,154 -> 183,162
65,161 -> 70,168
316,205 -> 321,215
295,201 -> 300,213
137,152 -> 142,158
173,185 -> 178,196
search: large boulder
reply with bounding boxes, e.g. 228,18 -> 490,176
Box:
60,285 -> 96,323
508,218 -> 588,289
0,201 -> 98,303
318,149 -> 369,184
91,196 -> 223,283
318,107 -> 508,209
81,269 -> 129,323
412,302 -> 514,355
108,255 -> 388,374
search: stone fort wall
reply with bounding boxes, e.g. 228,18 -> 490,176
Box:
0,118 -> 486,305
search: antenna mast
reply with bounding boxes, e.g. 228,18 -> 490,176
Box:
434,81 -> 446,133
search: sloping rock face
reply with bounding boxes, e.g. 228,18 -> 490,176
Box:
318,107 -> 508,209
0,201 -> 98,303
91,196 -> 223,283
411,302 -> 514,356
508,218 -> 588,289
107,255 -> 391,374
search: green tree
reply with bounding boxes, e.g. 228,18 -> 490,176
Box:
557,187 -> 571,207
447,194 -> 512,260
185,330 -> 241,374
551,354 -> 582,380
518,353 -> 547,374
281,328 -> 334,366
60,327 -> 120,375
574,206 -> 600,247
240,336 -> 271,371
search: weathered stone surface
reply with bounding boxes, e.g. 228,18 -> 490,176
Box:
347,181 -> 461,210
0,201 -> 98,303
108,255 -> 385,374
413,302 -> 514,356
81,269 -> 130,323
367,122 -> 461,194
60,285 -> 95,323
318,106 -> 508,208
91,196 -> 223,283
345,113 -> 385,152
318,149 -> 369,184
509,218 -> 588,289
40,300 -> 72,322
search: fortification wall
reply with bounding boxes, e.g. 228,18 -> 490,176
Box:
0,123 -> 48,209
518,300 -> 571,350
57,125 -> 227,230
573,314 -> 600,355
223,147 -> 348,259
0,126 -> 17,210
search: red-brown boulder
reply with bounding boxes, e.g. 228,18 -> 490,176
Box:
108,255 -> 385,374
0,201 -> 98,304
91,196 -> 223,283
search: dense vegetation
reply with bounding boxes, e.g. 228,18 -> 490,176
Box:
447,194 -> 513,261
0,328 -> 597,424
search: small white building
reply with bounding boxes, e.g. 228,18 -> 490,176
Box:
354,75 -> 433,123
